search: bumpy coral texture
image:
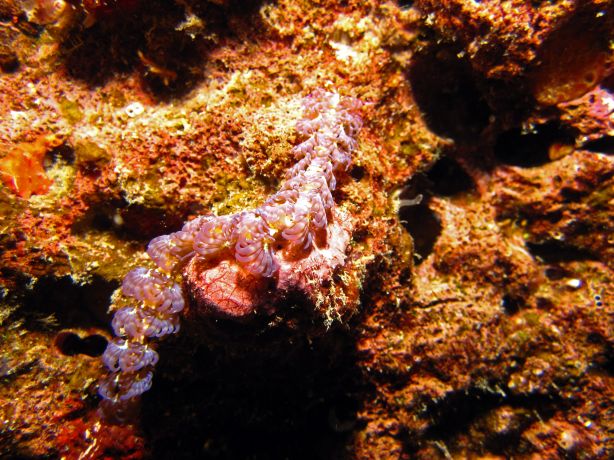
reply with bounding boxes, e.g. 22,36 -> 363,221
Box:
98,90 -> 363,414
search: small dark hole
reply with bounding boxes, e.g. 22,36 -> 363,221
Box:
22,275 -> 118,329
55,331 -> 108,357
352,227 -> 368,243
408,46 -> 491,142
587,332 -> 604,344
119,204 -> 185,240
581,136 -> 614,154
398,174 -> 443,263
426,157 -> 474,196
501,294 -> 521,314
526,240 -> 597,263
543,210 -> 563,223
0,49 -> 19,73
588,341 -> 613,376
49,143 -> 76,164
494,122 -> 577,167
560,187 -> 585,202
536,296 -> 555,310
399,200 -> 442,263
349,165 -> 366,181
91,212 -> 115,231
544,266 -> 568,280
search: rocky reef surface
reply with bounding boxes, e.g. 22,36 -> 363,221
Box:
0,0 -> 612,458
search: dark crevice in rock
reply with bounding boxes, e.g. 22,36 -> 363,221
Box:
525,240 -> 598,264
501,294 -> 522,315
46,142 -> 76,166
61,0 -> 201,98
543,265 -> 569,281
143,328 -> 368,459
71,200 -> 186,242
398,156 -> 472,264
420,385 -> 562,455
399,197 -> 442,264
494,121 -> 577,167
581,136 -> 614,155
425,156 -> 475,196
0,46 -> 19,73
60,0 -> 267,101
22,275 -> 117,330
586,334 -> 613,377
118,204 -> 187,240
55,331 -> 108,357
349,164 -> 366,181
408,45 -> 491,143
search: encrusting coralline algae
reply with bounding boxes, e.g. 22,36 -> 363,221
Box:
98,89 -> 364,417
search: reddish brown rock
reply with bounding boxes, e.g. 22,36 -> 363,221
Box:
0,0 -> 612,458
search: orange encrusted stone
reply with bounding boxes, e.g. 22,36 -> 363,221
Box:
0,134 -> 62,199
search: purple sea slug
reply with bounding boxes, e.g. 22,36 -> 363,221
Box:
98,89 -> 364,419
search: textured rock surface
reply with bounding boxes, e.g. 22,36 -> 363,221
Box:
0,0 -> 612,458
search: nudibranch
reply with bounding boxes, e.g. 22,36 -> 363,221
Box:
98,89 -> 364,418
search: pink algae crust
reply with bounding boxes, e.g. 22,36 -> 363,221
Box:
185,258 -> 270,319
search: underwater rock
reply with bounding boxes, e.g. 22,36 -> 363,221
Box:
0,1 -> 612,458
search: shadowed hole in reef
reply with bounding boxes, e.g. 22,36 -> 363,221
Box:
61,1 -> 178,86
417,385 -> 562,456
494,121 -> 577,167
581,136 -> 614,154
60,2 -> 198,97
22,275 -> 118,329
143,328 -> 367,459
425,156 -> 474,196
45,142 -> 76,166
398,156 -> 473,263
55,331 -> 107,357
501,293 -> 522,315
525,240 -> 598,264
60,0 -> 266,100
544,265 -> 569,281
408,45 -> 491,142
71,201 -> 186,242
586,334 -> 613,376
398,195 -> 441,264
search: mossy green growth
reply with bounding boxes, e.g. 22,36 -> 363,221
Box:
74,141 -> 111,167
523,311 -> 541,327
511,330 -> 531,347
58,97 -> 84,125
212,173 -> 268,215
102,88 -> 128,108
